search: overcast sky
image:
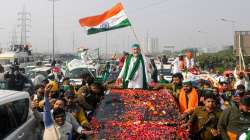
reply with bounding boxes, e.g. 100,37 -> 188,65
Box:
0,0 -> 249,54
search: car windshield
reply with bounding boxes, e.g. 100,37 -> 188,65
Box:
159,69 -> 171,75
28,71 -> 47,79
66,68 -> 95,79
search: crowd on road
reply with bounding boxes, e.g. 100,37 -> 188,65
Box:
115,44 -> 250,140
31,72 -> 103,140
0,44 -> 250,140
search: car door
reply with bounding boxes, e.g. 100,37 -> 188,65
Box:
0,104 -> 18,140
8,98 -> 37,140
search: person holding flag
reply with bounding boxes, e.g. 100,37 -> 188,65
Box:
116,44 -> 149,89
79,3 -> 149,89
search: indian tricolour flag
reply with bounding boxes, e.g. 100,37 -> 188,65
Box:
79,3 -> 131,35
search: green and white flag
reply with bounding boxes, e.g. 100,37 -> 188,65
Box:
79,3 -> 131,35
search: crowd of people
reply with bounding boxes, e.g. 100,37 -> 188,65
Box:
154,72 -> 250,140
1,43 -> 250,140
115,44 -> 250,140
31,72 -> 105,140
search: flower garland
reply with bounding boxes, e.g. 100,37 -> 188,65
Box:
90,89 -> 189,139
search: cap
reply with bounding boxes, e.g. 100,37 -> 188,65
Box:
47,81 -> 58,91
240,95 -> 250,107
178,53 -> 184,56
52,67 -> 60,73
131,44 -> 140,49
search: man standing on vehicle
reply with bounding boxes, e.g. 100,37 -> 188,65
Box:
117,44 -> 149,89
171,53 -> 185,74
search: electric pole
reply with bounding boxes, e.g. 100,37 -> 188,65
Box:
17,6 -> 31,46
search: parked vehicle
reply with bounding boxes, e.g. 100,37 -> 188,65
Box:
28,67 -> 51,81
24,65 -> 36,75
0,48 -> 34,67
65,59 -> 96,85
158,64 -> 172,82
0,90 -> 37,140
167,57 -> 175,64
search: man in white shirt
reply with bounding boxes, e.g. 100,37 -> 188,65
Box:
41,86 -> 94,140
117,44 -> 149,89
171,54 -> 185,74
185,56 -> 194,69
234,68 -> 249,91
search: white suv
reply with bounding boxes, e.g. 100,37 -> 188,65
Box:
0,90 -> 37,140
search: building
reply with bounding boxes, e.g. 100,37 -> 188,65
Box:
148,37 -> 159,54
234,31 -> 250,56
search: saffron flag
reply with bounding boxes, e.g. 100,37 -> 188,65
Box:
79,3 -> 131,35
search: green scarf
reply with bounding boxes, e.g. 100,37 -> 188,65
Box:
122,54 -> 148,89
159,79 -> 169,84
246,130 -> 250,140
102,64 -> 110,82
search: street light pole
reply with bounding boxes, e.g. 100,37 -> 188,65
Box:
221,18 -> 245,70
0,27 -> 5,51
49,0 -> 59,61
52,0 -> 55,61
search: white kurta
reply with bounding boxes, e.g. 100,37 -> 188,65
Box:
185,57 -> 194,69
239,128 -> 250,140
43,122 -> 72,140
118,55 -> 148,89
171,58 -> 180,74
234,69 -> 249,90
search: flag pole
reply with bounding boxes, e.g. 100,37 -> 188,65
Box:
129,26 -> 140,44
130,25 -> 145,53
123,4 -> 144,52
130,26 -> 142,47
127,35 -> 130,51
105,32 -> 108,59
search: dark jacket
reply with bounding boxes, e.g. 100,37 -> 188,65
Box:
189,106 -> 222,140
217,106 -> 250,140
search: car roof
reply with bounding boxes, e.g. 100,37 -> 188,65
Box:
30,67 -> 51,72
26,65 -> 36,68
0,90 -> 30,105
67,59 -> 96,71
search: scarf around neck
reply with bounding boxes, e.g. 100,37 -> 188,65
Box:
122,54 -> 148,89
